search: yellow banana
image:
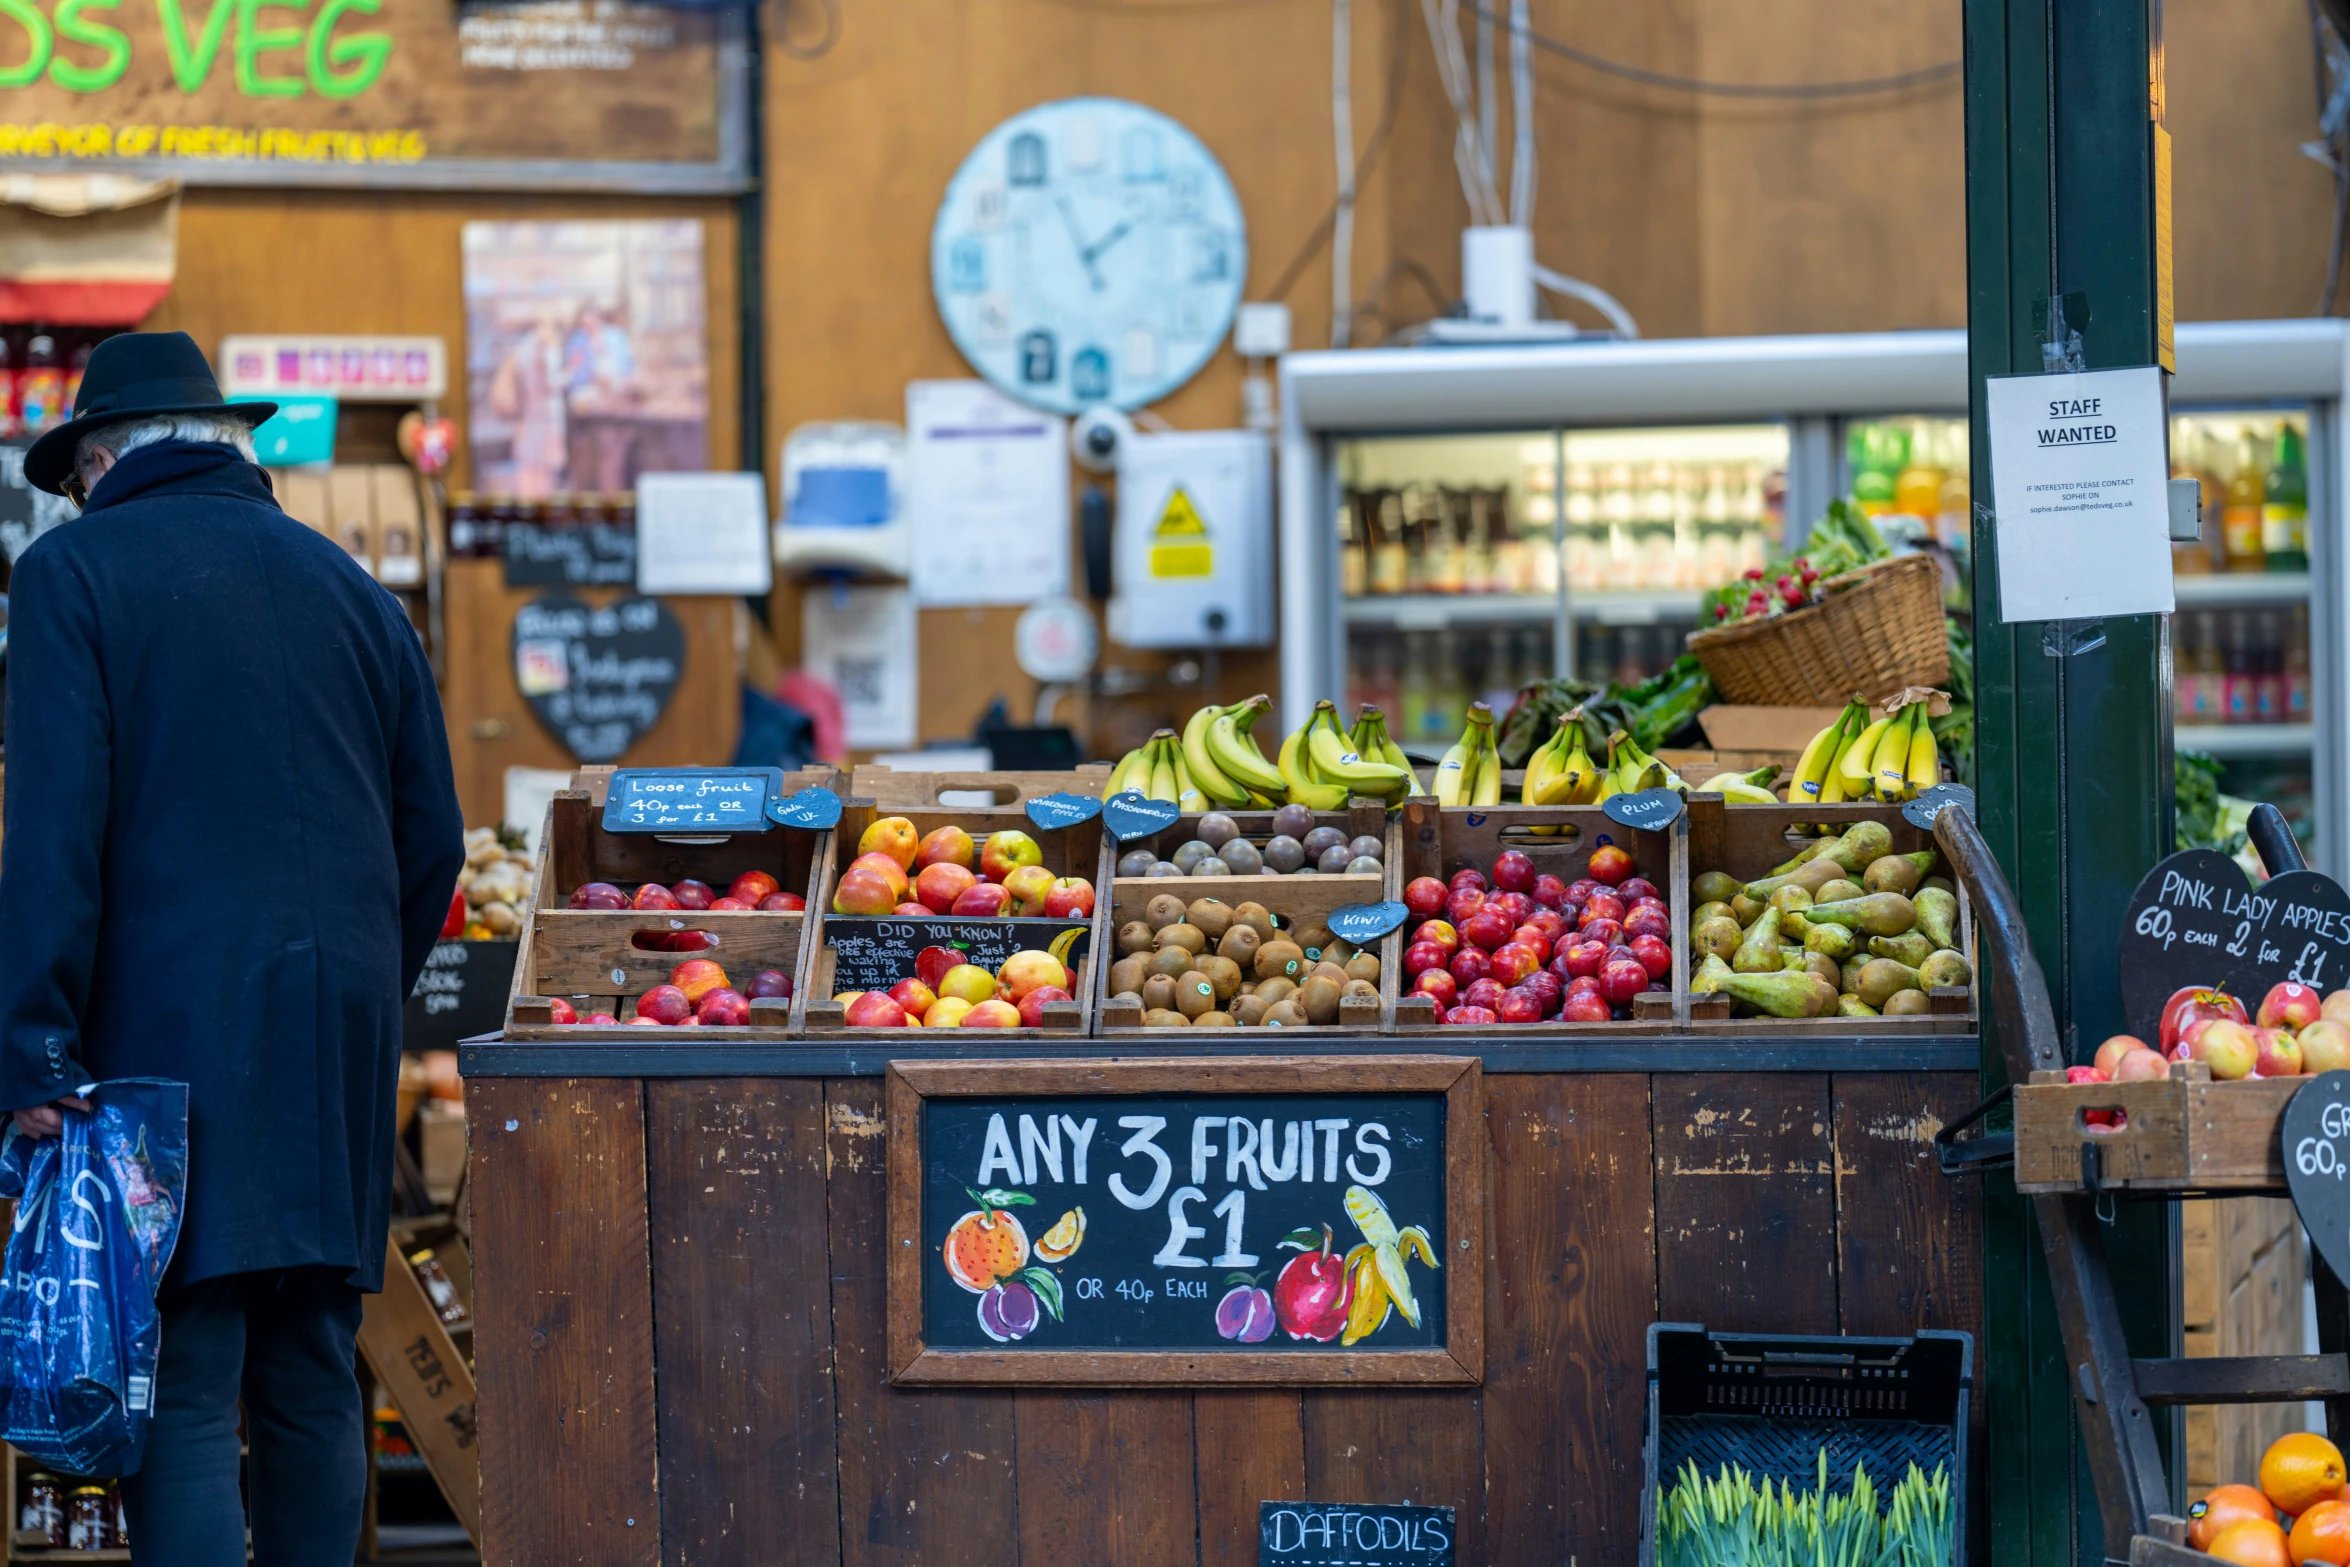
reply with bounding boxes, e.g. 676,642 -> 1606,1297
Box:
1341,1185 -> 1437,1341
1208,698 -> 1289,797
1305,701 -> 1411,796
1279,721 -> 1352,810
1789,699 -> 1866,804
1351,708 -> 1423,798
1836,713 -> 1892,787
1341,1244 -> 1392,1347
1539,726 -> 1600,805
1103,744 -> 1150,797
1470,720 -> 1503,806
1047,926 -> 1086,966
1871,704 -> 1917,800
1431,733 -> 1473,806
1518,721 -> 1565,806
1905,708 -> 1942,798
1181,704 -> 1253,808
1146,733 -> 1179,803
1171,748 -> 1206,812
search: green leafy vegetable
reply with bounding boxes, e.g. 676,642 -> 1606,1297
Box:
1656,1453 -> 1953,1567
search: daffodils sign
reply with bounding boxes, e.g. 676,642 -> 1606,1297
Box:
0,0 -> 747,189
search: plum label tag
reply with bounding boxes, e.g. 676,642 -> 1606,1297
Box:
768,787 -> 843,831
1027,792 -> 1104,832
1602,789 -> 1683,831
1902,782 -> 1976,832
1104,790 -> 1182,843
2284,1071 -> 2350,1287
1328,902 -> 1409,945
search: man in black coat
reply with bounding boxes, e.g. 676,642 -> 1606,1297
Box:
0,332 -> 464,1564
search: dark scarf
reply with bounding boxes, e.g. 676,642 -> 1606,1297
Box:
81,441 -> 277,515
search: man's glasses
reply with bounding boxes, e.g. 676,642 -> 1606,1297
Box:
62,475 -> 87,510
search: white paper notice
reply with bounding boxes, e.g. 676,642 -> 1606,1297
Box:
635,472 -> 774,596
802,583 -> 918,748
1984,366 -> 2175,623
905,380 -> 1069,607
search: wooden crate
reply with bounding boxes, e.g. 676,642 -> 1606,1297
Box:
2013,1060 -> 2301,1194
1388,799 -> 1679,1032
1096,803 -> 1400,1035
1680,795 -> 1975,1034
797,800 -> 1112,1037
848,764 -> 1113,808
2182,1195 -> 2308,1493
503,789 -> 827,1039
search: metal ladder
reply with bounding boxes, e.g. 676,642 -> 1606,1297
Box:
1933,802 -> 2350,1563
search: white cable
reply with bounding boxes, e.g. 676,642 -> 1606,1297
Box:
1533,262 -> 1641,338
1421,0 -> 1503,224
1332,0 -> 1356,348
1508,0 -> 1534,226
1476,0 -> 1498,220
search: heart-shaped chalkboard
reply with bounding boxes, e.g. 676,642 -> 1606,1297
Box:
1603,788 -> 1684,832
1103,790 -> 1181,843
2117,847 -> 2350,1044
1027,791 -> 1104,832
512,594 -> 683,763
769,786 -> 843,831
2281,1070 -> 2350,1286
1902,782 -> 1977,832
1328,901 -> 1409,945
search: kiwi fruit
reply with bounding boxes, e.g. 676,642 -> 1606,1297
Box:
1145,892 -> 1188,931
1230,994 -> 1270,1025
1311,960 -> 1349,987
1255,939 -> 1306,982
1344,951 -> 1382,984
1233,901 -> 1277,942
1298,975 -> 1341,1024
1141,973 -> 1179,1012
1882,987 -> 1932,1016
1218,924 -> 1263,966
1154,922 -> 1207,955
1185,899 -> 1233,941
1342,978 -> 1379,1000
1148,946 -> 1195,980
1255,976 -> 1297,1008
1176,970 -> 1217,1019
1260,998 -> 1310,1028
1108,955 -> 1149,996
1322,936 -> 1358,968
1291,920 -> 1335,958
1118,920 -> 1155,955
1193,1010 -> 1237,1028
1142,1008 -> 1191,1028
1197,954 -> 1243,1001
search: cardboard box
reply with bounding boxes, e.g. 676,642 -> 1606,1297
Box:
327,465 -> 375,576
372,465 -> 424,587
271,467 -> 331,533
1696,705 -> 1845,755
417,1100 -> 466,1205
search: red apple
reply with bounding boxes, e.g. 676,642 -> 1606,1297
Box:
843,992 -> 910,1028
758,892 -> 805,912
1001,863 -> 1057,915
1462,908 -> 1516,953
1449,868 -> 1489,893
1518,909 -> 1567,945
1462,977 -> 1506,1012
1446,1004 -> 1501,1026
830,867 -> 900,916
670,879 -> 716,910
1041,877 -> 1096,920
1565,973 -> 1602,997
916,946 -> 964,991
1273,1228 -> 1351,1340
1016,984 -> 1074,1028
2113,1048 -> 2170,1082
1405,877 -> 1450,918
915,825 -> 977,871
1600,958 -> 1649,1006
2093,1035 -> 2148,1076
584,1012 -> 620,1026
1413,969 -> 1459,1010
1413,919 -> 1459,955
979,830 -> 1043,883
547,997 -> 578,1024
1624,906 -> 1671,942
570,880 -> 627,910
846,852 -> 911,904
1445,888 -> 1486,926
1531,874 -> 1568,910
914,862 -> 979,913
2257,1027 -> 2305,1078
1497,985 -> 1544,1024
1631,933 -> 1672,980
2327,990 -> 2350,1026
1587,846 -> 1634,885
1619,877 -> 1661,904
697,988 -> 751,1027
2160,986 -> 2249,1056
2189,1017 -> 2259,1080
2066,1065 -> 2108,1085
2259,981 -> 2325,1033
998,950 -> 1070,1000
1448,948 -> 1491,987
950,882 -> 1013,917
893,902 -> 931,917
636,984 -> 694,1025
1560,991 -> 1612,1023
858,816 -> 921,870
2300,1019 -> 2350,1072
1581,892 -> 1627,927
630,1015 -> 663,1026
889,977 -> 940,1016
710,896 -> 754,911
632,882 -> 681,912
1491,850 -> 1536,893
746,969 -> 793,1000
728,871 -> 781,905
1579,917 -> 1624,949
1492,892 -> 1537,928
669,958 -> 730,1004
1403,941 -> 1449,978
1488,941 -> 1542,987
962,999 -> 1023,1028
1559,938 -> 1607,980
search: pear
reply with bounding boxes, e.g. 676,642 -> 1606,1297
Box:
1693,900 -> 1733,927
1863,854 -> 1921,897
1822,820 -> 1894,876
1693,915 -> 1744,963
1914,887 -> 1959,951
1765,836 -> 1841,878
1883,988 -> 1932,1016
1837,994 -> 1881,1018
1856,958 -> 1923,1009
1733,906 -> 1784,973
1814,878 -> 1866,905
1731,894 -> 1769,928
1692,953 -> 1735,994
1742,856 -> 1846,903
1692,870 -> 1744,904
1805,892 -> 1918,938
1919,949 -> 1972,990
1802,951 -> 1841,986
1769,884 -> 1815,916
1803,922 -> 1856,960
1868,932 -> 1935,968
1719,969 -> 1832,1018
1921,875 -> 1957,897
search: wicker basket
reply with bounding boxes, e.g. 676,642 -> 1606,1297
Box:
1684,553 -> 1949,706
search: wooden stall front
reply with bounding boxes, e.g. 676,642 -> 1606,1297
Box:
457,1035 -> 1982,1565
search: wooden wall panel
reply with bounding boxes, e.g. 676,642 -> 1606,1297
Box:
1194,1391 -> 1307,1563
1652,1075 -> 1839,1334
1013,1393 -> 1199,1567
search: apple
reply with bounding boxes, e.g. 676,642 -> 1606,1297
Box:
2113,1048 -> 2170,1082
570,881 -> 627,910
1559,938 -> 1608,980
893,902 -> 931,917
950,883 -> 1014,917
1016,984 -> 1074,1028
2257,1027 -> 2305,1078
630,1016 -> 663,1026
1413,969 -> 1459,1010
1403,941 -> 1449,978
1413,919 -> 1459,955
858,816 -> 920,870
1619,877 -> 1662,904
1560,991 -> 1612,1023
758,892 -> 806,912
1497,986 -> 1544,1024
1041,876 -> 1096,920
962,999 -> 1023,1028
746,969 -> 793,1000
728,871 -> 781,905
697,988 -> 750,1027
636,985 -> 693,1025
2160,986 -> 2248,1056
844,991 -> 910,1028
2299,1017 -> 2350,1072
998,950 -> 1070,1001
1579,917 -> 1624,949
1600,958 -> 1649,1006
547,997 -> 578,1024
671,879 -> 716,910
1448,948 -> 1491,987
1518,909 -> 1567,945
1458,977 -> 1502,1013
1488,942 -> 1542,987
1631,933 -> 1672,980
979,830 -> 1043,884
916,946 -> 964,991
1564,973 -> 1602,997
915,825 -> 977,871
889,978 -> 940,1016
669,959 -> 730,1004
1446,1005 -> 1500,1027
2190,1017 -> 2260,1080
1491,850 -> 1536,893
925,997 -> 973,1027
1624,906 -> 1671,942
938,964 -> 1000,1004
830,868 -> 900,916
1001,863 -> 1057,915
1444,888 -> 1486,927
2260,981 -> 2325,1032
2326,990 -> 2350,1026
1587,845 -> 1634,886
914,862 -> 979,913
832,991 -> 865,1007
1490,892 -> 1536,928
1531,873 -> 1568,910
710,897 -> 754,911
1404,877 -> 1449,918
632,882 -> 681,912
2094,1035 -> 2149,1076
846,852 -> 911,903
1580,892 -> 1627,927
1449,868 -> 1488,893
2065,1065 -> 2107,1085
584,1012 -> 620,1026
1462,908 -> 1516,953
1566,877 -> 1601,904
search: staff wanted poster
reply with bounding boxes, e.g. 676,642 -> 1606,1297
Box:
1984,365 -> 2175,623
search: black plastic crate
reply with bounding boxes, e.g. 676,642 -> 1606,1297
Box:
1640,1323 -> 1973,1566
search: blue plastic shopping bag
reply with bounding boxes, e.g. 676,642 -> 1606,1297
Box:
0,1079 -> 188,1476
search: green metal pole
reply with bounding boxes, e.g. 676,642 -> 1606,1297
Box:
1964,0 -> 2178,1561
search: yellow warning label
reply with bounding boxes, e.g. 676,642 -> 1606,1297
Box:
1148,486 -> 1213,578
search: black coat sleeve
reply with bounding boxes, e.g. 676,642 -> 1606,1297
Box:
389,624 -> 464,1001
0,550 -> 102,1109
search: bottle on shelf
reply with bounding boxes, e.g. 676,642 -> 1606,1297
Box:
1893,422 -> 1943,523
2176,611 -> 2224,724
2264,422 -> 2309,572
1847,422 -> 1904,517
2287,603 -> 2312,723
62,334 -> 91,419
1598,463 -> 1637,591
2168,421 -> 2216,574
2222,428 -> 2267,571
1337,490 -> 1368,599
16,326 -> 62,434
1459,488 -> 1495,595
2252,609 -> 2286,724
1371,492 -> 1408,596
1399,632 -> 1443,750
2222,610 -> 2256,724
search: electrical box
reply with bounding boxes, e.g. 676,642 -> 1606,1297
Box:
1108,428 -> 1273,649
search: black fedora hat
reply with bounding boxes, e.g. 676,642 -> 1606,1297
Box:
24,331 -> 276,496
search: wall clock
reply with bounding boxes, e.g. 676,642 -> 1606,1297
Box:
931,97 -> 1248,415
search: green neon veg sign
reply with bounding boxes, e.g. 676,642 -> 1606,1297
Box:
0,0 -> 393,98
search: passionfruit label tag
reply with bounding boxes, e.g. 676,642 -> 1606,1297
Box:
1104,790 -> 1182,842
1027,791 -> 1104,832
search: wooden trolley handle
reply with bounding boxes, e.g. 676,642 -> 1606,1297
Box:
1930,804 -> 2066,1081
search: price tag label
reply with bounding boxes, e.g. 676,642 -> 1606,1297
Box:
2283,1070 -> 2350,1287
1327,902 -> 1408,945
768,787 -> 844,831
1026,791 -> 1104,832
1103,790 -> 1182,843
603,767 -> 779,833
2117,849 -> 2350,1043
1601,788 -> 1684,832
1902,782 -> 1977,832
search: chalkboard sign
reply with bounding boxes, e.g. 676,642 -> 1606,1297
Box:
1027,791 -> 1105,832
769,787 -> 844,831
886,1057 -> 1483,1386
511,594 -> 684,763
2283,1070 -> 2350,1287
602,767 -> 781,833
1328,902 -> 1409,945
2118,848 -> 2350,1043
824,917 -> 1091,994
1902,782 -> 1977,832
403,939 -> 519,1051
1603,788 -> 1684,831
1104,790 -> 1183,843
502,520 -> 639,587
1260,1503 -> 1456,1567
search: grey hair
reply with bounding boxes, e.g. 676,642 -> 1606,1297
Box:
75,414 -> 256,478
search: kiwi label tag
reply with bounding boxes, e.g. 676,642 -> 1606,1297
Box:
1027,792 -> 1104,832
1105,790 -> 1183,843
1602,789 -> 1683,832
2116,848 -> 2350,1044
2281,1070 -> 2350,1287
768,787 -> 844,831
1902,782 -> 1976,832
1328,902 -> 1409,946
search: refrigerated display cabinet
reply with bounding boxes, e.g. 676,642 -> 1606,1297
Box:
1275,321 -> 2350,876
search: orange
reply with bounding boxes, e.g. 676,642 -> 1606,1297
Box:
942,1204 -> 1029,1293
2199,1486 -> 2284,1550
2210,1518 -> 2293,1567
2290,1500 -> 2350,1564
2266,1434 -> 2350,1517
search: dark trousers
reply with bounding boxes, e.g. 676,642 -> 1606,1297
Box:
120,1266 -> 367,1567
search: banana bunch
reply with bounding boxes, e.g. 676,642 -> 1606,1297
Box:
1101,728 -> 1207,809
1432,703 -> 1503,807
1693,765 -> 1783,804
1276,700 -> 1416,809
1175,694 -> 1292,809
1605,729 -> 1689,797
1348,707 -> 1423,798
1784,693 -> 1944,807
1519,711 -> 1601,806
1338,1184 -> 1438,1348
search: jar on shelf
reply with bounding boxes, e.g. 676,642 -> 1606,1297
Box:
410,1248 -> 469,1326
66,1484 -> 110,1550
19,1469 -> 64,1546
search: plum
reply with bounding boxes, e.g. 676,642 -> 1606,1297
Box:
978,1280 -> 1041,1343
1216,1283 -> 1276,1342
